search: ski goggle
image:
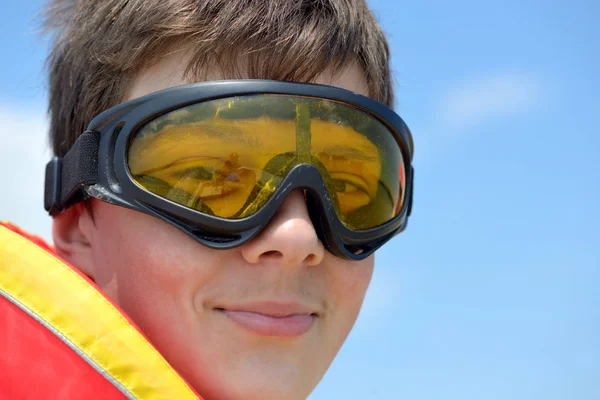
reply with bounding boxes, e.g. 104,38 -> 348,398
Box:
45,80 -> 414,260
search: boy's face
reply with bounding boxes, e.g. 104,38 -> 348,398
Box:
57,51 -> 374,400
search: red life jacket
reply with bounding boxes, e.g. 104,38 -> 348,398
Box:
0,222 -> 203,399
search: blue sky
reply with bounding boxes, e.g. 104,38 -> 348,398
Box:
1,1 -> 598,399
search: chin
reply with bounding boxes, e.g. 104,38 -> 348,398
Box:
182,359 -> 322,400
198,380 -> 316,400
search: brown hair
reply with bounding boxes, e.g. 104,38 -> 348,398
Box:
43,0 -> 394,157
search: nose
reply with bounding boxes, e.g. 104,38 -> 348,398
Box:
240,190 -> 325,267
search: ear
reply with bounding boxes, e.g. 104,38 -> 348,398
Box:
52,202 -> 97,279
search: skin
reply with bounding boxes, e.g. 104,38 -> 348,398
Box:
53,50 -> 374,400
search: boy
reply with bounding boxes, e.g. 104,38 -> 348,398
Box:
0,0 -> 414,399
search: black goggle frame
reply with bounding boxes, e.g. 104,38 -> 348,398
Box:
45,80 -> 414,260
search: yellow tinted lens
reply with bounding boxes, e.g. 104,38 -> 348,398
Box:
128,95 -> 404,229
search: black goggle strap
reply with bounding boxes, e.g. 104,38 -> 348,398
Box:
44,131 -> 101,216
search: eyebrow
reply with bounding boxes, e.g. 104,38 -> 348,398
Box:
317,144 -> 378,162
195,124 -> 264,148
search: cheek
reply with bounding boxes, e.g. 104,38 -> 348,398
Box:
88,202 -> 223,328
324,254 -> 374,336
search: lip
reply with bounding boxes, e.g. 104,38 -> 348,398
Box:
215,301 -> 318,337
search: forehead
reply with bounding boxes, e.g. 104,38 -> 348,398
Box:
124,48 -> 369,101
